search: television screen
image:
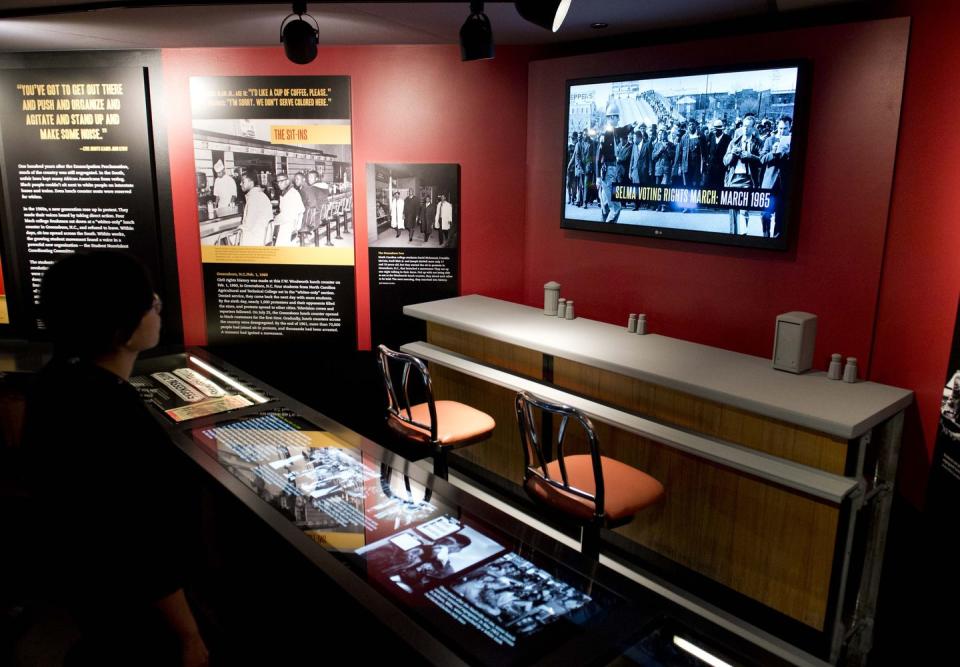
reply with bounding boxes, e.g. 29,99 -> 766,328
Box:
563,62 -> 806,249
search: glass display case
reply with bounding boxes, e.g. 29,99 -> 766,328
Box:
133,349 -> 801,667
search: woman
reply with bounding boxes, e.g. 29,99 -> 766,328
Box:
23,251 -> 208,666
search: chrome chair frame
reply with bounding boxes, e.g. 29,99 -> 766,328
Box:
377,344 -> 448,476
516,390 -> 640,557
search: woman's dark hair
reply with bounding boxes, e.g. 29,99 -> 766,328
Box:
40,251 -> 155,359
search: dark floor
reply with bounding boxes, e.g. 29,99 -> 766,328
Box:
2,345 -> 956,665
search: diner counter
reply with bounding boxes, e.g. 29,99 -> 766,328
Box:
403,295 -> 913,440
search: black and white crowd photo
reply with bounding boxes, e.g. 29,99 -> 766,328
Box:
367,163 -> 459,249
564,66 -> 798,239
450,552 -> 593,638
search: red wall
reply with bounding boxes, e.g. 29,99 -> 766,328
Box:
161,46 -> 532,349
521,14 -> 960,509
524,18 -> 909,371
870,2 -> 960,506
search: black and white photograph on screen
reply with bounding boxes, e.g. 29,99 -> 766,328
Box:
356,520 -> 503,594
368,163 -> 458,248
565,65 -> 798,240
368,466 -> 442,533
193,117 -> 353,249
450,552 -> 593,638
200,413 -> 378,530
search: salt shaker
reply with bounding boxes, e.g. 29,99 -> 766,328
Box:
627,313 -> 638,333
565,301 -> 575,320
636,314 -> 647,335
842,357 -> 858,383
557,298 -> 567,319
827,354 -> 843,380
544,281 -> 561,316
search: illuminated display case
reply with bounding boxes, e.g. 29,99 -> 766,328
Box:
134,349 -> 798,666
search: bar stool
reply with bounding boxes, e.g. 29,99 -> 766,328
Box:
377,345 -> 495,479
514,390 -> 664,558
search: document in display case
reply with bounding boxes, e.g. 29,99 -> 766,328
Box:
131,353 -> 268,423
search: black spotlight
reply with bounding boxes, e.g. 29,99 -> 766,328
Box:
281,1 -> 319,65
515,0 -> 572,32
460,1 -> 494,61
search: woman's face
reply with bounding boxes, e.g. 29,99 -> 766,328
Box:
125,293 -> 162,352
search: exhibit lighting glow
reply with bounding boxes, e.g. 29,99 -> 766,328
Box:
672,636 -> 733,667
460,1 -> 494,61
188,356 -> 269,404
280,1 -> 319,65
515,0 -> 572,33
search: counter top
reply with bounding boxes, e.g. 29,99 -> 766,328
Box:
403,295 -> 913,440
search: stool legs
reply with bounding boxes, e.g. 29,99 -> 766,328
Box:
580,522 -> 601,560
432,449 -> 449,480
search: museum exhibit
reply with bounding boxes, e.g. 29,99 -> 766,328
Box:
0,1 -> 957,666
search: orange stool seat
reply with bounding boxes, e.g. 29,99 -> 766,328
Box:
378,344 -> 496,479
388,400 -> 495,448
526,455 -> 664,522
515,390 -> 665,557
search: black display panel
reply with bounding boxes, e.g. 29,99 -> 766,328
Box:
563,61 -> 808,250
366,162 -> 460,349
188,408 -> 648,666
0,66 -> 165,330
189,75 -> 357,346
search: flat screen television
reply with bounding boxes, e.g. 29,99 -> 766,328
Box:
562,61 -> 808,250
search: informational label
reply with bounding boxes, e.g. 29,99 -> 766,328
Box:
190,75 -> 355,345
0,67 -> 163,330
203,264 -> 355,341
377,253 -> 454,285
366,163 -> 459,347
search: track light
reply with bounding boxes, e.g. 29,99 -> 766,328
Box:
281,1 -> 319,65
515,0 -> 572,32
460,1 -> 494,62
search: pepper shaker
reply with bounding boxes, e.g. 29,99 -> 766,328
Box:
565,301 -> 575,320
636,314 -> 647,335
842,357 -> 858,383
827,354 -> 843,380
627,313 -> 638,333
557,298 -> 566,319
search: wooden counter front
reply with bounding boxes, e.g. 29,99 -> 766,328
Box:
426,343 -> 839,630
